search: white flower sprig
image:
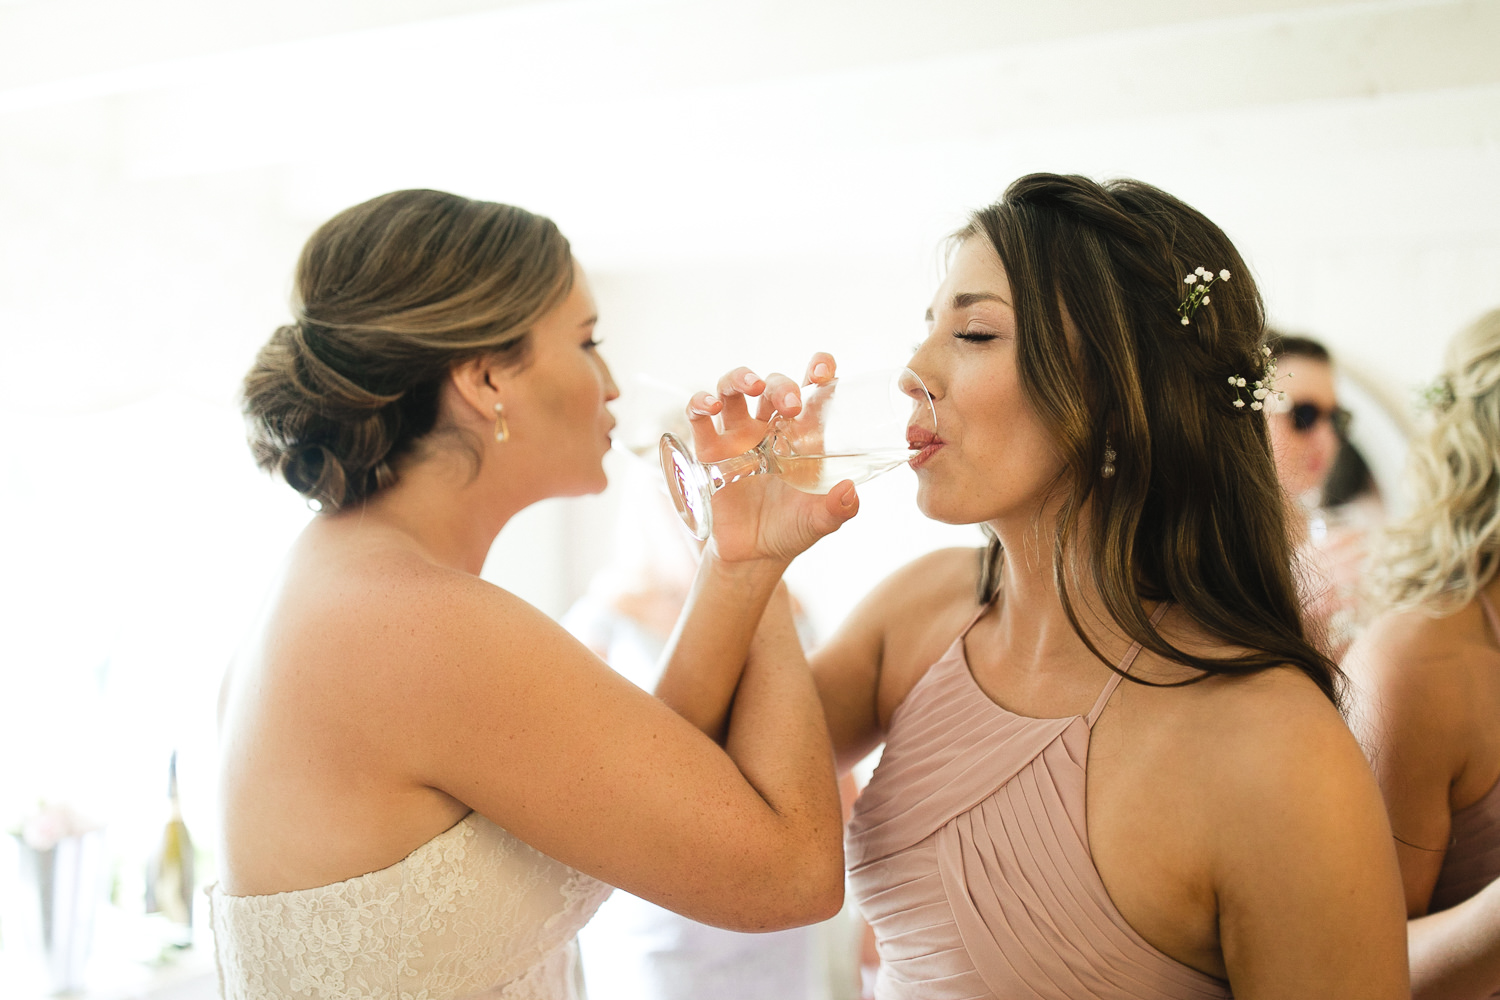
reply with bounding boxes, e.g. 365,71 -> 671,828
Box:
1227,346 -> 1287,411
1178,266 -> 1230,326
1417,376 -> 1456,413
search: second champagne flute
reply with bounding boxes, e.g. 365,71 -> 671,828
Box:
658,367 -> 937,540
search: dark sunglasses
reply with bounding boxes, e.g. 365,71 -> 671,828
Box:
1288,402 -> 1351,436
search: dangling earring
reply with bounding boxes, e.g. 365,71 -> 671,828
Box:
493,402 -> 509,443
1101,434 -> 1116,479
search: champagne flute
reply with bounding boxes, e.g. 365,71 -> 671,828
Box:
659,367 -> 936,540
610,373 -> 696,465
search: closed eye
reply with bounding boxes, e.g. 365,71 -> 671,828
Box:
953,331 -> 998,342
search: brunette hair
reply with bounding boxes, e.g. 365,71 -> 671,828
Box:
242,189 -> 573,511
967,173 -> 1340,706
1265,331 -> 1332,365
1372,307 -> 1500,615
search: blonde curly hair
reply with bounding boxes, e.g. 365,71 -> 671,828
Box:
1374,307 -> 1500,615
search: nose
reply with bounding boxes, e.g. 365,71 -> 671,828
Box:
899,366 -> 934,404
1312,420 -> 1340,461
598,352 -> 620,402
899,364 -> 938,433
903,339 -> 941,404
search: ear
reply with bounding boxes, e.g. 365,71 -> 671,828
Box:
447,356 -> 506,426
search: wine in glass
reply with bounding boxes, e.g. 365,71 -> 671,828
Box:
658,367 -> 936,540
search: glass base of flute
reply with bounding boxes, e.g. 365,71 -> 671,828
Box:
658,367 -> 936,540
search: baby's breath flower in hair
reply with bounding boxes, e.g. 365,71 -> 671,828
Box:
1417,376 -> 1456,413
1177,266 -> 1230,326
1228,346 -> 1286,412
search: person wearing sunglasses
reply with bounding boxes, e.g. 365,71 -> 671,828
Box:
1266,333 -> 1350,504
1266,332 -> 1366,657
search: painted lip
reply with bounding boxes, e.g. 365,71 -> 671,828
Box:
907,426 -> 943,469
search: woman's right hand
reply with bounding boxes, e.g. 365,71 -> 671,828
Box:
687,354 -> 859,565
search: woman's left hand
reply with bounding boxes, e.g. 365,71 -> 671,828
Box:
687,353 -> 858,565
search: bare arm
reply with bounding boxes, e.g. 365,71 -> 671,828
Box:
400,571 -> 843,932
1409,883 -> 1500,1000
1213,677 -> 1409,998
1345,622 -> 1459,914
426,362 -> 850,930
808,547 -> 985,773
1346,618 -> 1500,999
654,361 -> 857,743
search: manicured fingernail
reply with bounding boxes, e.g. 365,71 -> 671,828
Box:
813,363 -> 831,379
782,392 -> 798,409
703,394 -> 719,407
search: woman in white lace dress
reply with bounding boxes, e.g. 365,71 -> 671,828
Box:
212,189 -> 851,1000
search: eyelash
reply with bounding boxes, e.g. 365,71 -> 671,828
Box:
584,338 -> 603,349
953,331 -> 998,342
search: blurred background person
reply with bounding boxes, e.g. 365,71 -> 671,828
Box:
1266,333 -> 1347,511
1346,306 -> 1500,1000
565,448 -> 863,1000
1266,331 -> 1373,657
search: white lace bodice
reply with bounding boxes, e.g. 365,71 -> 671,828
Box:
209,813 -> 612,1000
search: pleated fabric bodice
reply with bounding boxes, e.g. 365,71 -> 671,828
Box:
1430,592 -> 1500,931
846,604 -> 1232,1000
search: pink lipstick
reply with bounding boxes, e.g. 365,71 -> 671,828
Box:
907,427 -> 943,469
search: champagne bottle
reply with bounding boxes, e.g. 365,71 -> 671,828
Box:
145,751 -> 195,947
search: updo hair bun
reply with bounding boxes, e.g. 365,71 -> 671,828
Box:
241,189 -> 573,511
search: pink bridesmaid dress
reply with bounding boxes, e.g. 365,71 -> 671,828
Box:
847,603 -> 1233,1000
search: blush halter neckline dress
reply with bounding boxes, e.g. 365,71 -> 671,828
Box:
847,601 -> 1233,1000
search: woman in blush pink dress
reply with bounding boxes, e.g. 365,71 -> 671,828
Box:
1346,307 -> 1500,1000
685,174 -> 1408,998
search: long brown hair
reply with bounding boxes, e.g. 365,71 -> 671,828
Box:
242,189 -> 574,511
966,174 -> 1340,706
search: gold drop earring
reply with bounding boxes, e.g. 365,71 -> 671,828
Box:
493,402 -> 509,443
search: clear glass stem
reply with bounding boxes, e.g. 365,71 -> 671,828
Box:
702,443 -> 772,494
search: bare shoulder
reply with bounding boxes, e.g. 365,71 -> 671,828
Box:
1346,604 -> 1485,693
844,546 -> 988,722
1344,605 -> 1490,745
259,531 -> 568,719
859,544 -> 981,623
1160,666 -> 1381,843
1170,667 -> 1407,995
841,547 -> 981,653
1176,666 -> 1356,765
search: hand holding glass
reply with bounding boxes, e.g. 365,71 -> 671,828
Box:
659,367 -> 937,539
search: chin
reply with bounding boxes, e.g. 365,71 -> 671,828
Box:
582,465 -> 610,496
913,484 -> 971,526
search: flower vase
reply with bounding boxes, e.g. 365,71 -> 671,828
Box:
13,829 -> 106,993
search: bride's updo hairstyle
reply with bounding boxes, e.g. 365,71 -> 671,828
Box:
966,173 -> 1339,706
243,189 -> 573,511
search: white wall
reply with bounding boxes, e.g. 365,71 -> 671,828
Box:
2,0 -> 1498,919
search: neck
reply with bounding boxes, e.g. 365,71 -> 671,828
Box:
985,511 -> 1138,675
336,446 -> 533,576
